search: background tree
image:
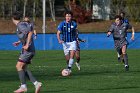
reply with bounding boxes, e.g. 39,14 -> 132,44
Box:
49,0 -> 55,21
126,0 -> 140,21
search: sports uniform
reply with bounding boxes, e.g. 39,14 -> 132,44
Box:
57,20 -> 77,55
17,22 -> 35,63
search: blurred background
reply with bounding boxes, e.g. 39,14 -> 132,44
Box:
0,0 -> 140,50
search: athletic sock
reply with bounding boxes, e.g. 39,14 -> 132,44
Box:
20,84 -> 27,88
18,70 -> 26,85
68,58 -> 74,69
123,54 -> 128,66
25,69 -> 36,83
33,81 -> 38,86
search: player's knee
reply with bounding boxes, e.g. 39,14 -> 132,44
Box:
122,51 -> 126,54
76,56 -> 80,60
16,63 -> 24,71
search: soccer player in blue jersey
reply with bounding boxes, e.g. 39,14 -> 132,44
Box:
120,12 -> 129,24
57,11 -> 77,72
116,12 -> 135,62
12,11 -> 42,93
107,15 -> 135,71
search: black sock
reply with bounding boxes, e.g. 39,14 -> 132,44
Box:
68,67 -> 71,69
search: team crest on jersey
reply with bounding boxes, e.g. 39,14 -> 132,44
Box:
71,25 -> 74,28
123,26 -> 126,29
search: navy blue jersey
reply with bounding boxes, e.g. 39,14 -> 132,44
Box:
122,18 -> 129,24
29,22 -> 34,31
57,21 -> 77,42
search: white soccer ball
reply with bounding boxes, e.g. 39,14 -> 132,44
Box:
61,69 -> 70,76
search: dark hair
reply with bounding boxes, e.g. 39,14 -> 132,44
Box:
115,15 -> 122,20
120,12 -> 125,16
25,13 -> 30,18
64,11 -> 73,16
12,11 -> 22,20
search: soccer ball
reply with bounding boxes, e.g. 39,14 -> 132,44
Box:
61,69 -> 70,76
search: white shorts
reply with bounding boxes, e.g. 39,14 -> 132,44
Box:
62,41 -> 76,55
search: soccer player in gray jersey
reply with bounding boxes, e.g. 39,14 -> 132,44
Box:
116,12 -> 135,62
12,12 -> 42,93
107,15 -> 135,71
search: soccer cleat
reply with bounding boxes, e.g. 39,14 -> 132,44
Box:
75,62 -> 81,70
14,87 -> 27,93
35,82 -> 42,93
125,65 -> 129,71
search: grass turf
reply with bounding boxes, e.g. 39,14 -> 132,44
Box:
0,50 -> 140,93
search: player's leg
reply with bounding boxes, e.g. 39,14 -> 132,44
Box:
75,50 -> 80,63
65,54 -> 69,65
122,45 -> 129,71
116,48 -> 122,62
67,50 -> 75,71
63,42 -> 70,65
75,50 -> 81,70
14,61 -> 27,93
67,41 -> 76,71
24,53 -> 42,93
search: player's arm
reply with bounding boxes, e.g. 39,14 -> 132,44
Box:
107,31 -> 111,37
13,40 -> 21,47
78,38 -> 86,42
23,31 -> 33,50
57,30 -> 63,44
107,24 -> 114,37
34,29 -> 37,39
127,23 -> 135,40
131,26 -> 135,40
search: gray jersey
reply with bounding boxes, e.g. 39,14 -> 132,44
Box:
108,22 -> 132,50
16,22 -> 35,52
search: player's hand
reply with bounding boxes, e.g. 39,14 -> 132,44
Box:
58,40 -> 64,44
13,41 -> 20,47
34,35 -> 37,40
23,45 -> 29,50
81,39 -> 86,42
107,32 -> 111,37
131,36 -> 134,41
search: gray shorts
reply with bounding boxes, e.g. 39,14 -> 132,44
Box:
18,50 -> 35,64
114,39 -> 128,51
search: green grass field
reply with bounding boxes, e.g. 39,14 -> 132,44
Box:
0,50 -> 140,93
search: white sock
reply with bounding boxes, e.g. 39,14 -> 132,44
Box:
125,65 -> 128,67
68,58 -> 74,68
21,84 -> 27,88
117,52 -> 120,57
33,81 -> 38,86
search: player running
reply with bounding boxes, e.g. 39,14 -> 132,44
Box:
117,12 -> 135,62
57,11 -> 77,72
107,15 -> 135,71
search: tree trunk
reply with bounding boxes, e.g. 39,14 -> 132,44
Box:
49,0 -> 55,21
23,0 -> 28,18
2,0 -> 5,19
33,1 -> 36,22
